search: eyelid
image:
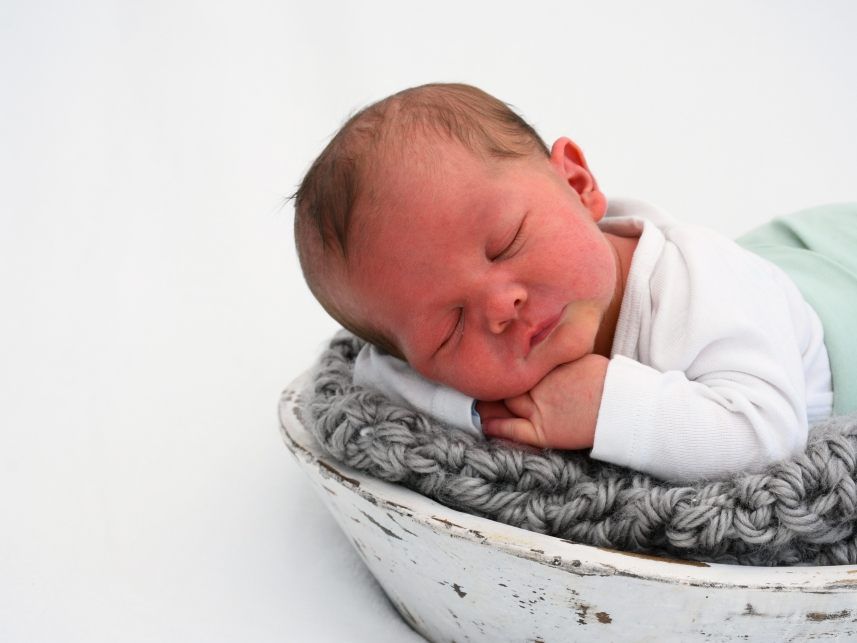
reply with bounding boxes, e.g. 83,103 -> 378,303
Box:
491,217 -> 525,261
437,308 -> 464,352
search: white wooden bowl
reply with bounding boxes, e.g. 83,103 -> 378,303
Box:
280,373 -> 857,642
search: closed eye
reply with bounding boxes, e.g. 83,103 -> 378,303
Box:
490,217 -> 526,261
437,308 -> 464,353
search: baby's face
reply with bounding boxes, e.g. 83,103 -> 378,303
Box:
343,138 -> 621,401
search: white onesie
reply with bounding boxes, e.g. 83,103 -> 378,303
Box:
355,200 -> 833,482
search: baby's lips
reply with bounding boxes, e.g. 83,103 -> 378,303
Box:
526,309 -> 564,355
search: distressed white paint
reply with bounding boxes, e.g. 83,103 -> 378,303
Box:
280,374 -> 857,642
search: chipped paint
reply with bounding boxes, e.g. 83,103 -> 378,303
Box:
279,372 -> 857,643
743,603 -> 764,616
391,598 -> 421,632
600,546 -> 711,567
385,500 -> 413,512
432,516 -> 465,530
316,459 -> 361,488
575,602 -> 589,625
360,510 -> 402,540
806,609 -> 851,621
350,537 -> 366,560
386,512 -> 418,537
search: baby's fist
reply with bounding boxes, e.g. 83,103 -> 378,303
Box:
480,354 -> 608,450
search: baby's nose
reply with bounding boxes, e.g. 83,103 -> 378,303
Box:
485,285 -> 527,334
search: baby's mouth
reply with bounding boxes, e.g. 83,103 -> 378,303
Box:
528,310 -> 563,353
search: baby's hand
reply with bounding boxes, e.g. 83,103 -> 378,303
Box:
477,354 -> 608,450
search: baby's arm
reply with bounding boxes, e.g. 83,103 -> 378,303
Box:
355,342 -> 607,447
582,223 -> 822,482
477,354 -> 608,450
471,220 -> 823,483
353,345 -> 482,436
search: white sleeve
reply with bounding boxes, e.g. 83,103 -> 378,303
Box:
590,224 -> 812,482
353,344 -> 483,437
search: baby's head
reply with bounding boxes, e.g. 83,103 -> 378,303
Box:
294,83 -> 616,400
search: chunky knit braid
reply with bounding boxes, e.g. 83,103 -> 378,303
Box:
299,332 -> 857,566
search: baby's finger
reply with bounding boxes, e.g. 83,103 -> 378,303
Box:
482,417 -> 547,448
502,393 -> 537,420
475,400 -> 516,421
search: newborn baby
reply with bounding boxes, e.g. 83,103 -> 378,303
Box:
293,82 -> 856,481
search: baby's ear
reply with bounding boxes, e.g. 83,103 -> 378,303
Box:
549,137 -> 607,220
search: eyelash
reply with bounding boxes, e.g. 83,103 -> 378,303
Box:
437,308 -> 464,353
491,219 -> 525,261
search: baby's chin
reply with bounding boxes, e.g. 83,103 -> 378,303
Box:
454,367 -> 548,402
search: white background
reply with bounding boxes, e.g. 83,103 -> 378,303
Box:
2,1 -> 856,641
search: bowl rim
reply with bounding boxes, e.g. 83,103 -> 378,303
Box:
280,371 -> 857,592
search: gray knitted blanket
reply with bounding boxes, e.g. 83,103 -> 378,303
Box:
302,332 -> 857,566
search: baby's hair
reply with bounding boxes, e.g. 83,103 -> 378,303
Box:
293,83 -> 549,357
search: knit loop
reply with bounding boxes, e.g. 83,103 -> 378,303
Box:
300,332 -> 857,565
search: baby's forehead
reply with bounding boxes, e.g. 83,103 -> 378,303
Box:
365,136 -> 500,201
358,152 -> 464,227
350,133 -> 547,262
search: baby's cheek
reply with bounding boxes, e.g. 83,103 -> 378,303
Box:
447,364 -> 502,400
477,367 -> 543,401
443,343 -> 536,400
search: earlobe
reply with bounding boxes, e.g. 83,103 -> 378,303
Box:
581,190 -> 608,220
549,137 -> 607,220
